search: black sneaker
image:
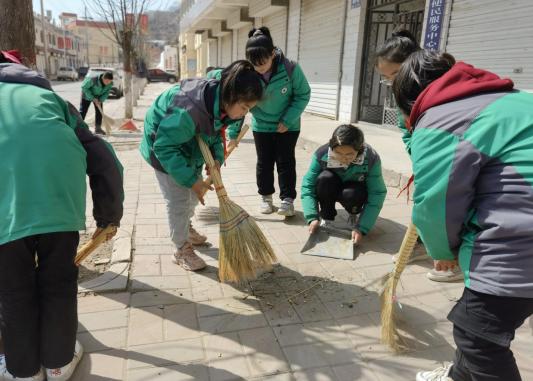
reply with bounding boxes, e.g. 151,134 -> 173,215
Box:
94,128 -> 106,135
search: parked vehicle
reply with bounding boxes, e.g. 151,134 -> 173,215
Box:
87,67 -> 124,98
147,68 -> 177,83
57,66 -> 78,81
77,66 -> 89,80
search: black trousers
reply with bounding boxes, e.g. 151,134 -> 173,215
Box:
315,169 -> 367,220
253,131 -> 299,200
79,97 -> 103,130
448,288 -> 533,381
0,232 -> 79,377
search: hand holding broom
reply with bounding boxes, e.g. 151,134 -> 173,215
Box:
200,124 -> 250,198
75,225 -> 118,266
196,135 -> 277,282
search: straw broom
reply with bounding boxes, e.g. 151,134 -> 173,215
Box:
75,225 -> 117,266
200,124 -> 249,198
94,102 -> 115,135
381,222 -> 419,352
196,135 -> 277,283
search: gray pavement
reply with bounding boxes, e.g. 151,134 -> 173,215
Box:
71,83 -> 532,381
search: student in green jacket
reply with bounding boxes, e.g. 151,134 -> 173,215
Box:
0,55 -> 123,381
375,30 -> 462,283
79,71 -> 114,135
301,125 -> 387,244
139,61 -> 263,272
238,27 -> 311,216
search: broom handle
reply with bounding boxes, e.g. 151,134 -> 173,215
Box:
201,125 -> 249,197
196,135 -> 226,198
391,223 -> 419,279
94,101 -> 112,134
74,225 -> 117,266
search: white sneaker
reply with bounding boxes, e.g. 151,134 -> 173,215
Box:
427,267 -> 463,282
392,242 -> 428,263
319,219 -> 334,229
45,341 -> 84,381
259,195 -> 274,214
277,198 -> 295,217
416,363 -> 453,381
0,355 -> 45,381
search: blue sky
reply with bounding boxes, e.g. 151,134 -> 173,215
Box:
33,0 -> 178,21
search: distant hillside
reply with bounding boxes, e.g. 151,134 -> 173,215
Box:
146,8 -> 179,44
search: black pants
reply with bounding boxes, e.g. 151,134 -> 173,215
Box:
0,232 -> 79,377
253,131 -> 299,200
79,97 -> 103,130
315,169 -> 367,220
448,288 -> 533,381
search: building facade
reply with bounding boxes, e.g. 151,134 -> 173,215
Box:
178,0 -> 533,125
34,12 -> 87,78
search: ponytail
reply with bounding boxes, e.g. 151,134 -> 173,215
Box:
220,60 -> 263,107
246,27 -> 275,66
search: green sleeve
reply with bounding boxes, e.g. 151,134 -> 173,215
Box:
99,84 -> 113,102
281,64 -> 311,126
226,119 -> 244,140
357,159 -> 387,234
411,128 -> 462,261
206,69 -> 222,80
81,78 -> 94,101
301,155 -> 322,223
153,108 -> 199,188
397,110 -> 412,155
211,131 -> 225,165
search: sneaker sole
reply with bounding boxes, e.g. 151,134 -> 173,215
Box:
277,210 -> 295,217
426,273 -> 464,282
47,345 -> 84,381
172,256 -> 207,271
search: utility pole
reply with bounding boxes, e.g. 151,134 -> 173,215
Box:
84,6 -> 90,66
40,0 -> 50,77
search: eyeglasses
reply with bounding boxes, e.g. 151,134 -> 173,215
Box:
380,78 -> 393,86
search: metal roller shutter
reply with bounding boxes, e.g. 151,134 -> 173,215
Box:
237,25 -> 251,59
446,0 -> 533,90
298,0 -> 344,118
262,7 -> 288,53
221,34 -> 232,66
208,40 -> 218,67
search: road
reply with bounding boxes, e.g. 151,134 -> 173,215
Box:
51,80 -> 123,130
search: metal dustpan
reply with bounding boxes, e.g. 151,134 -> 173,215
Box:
300,224 -> 356,260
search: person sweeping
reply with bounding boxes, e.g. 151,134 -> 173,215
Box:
139,60 -> 263,272
393,49 -> 533,381
79,71 -> 114,135
0,52 -> 123,381
212,27 -> 311,216
301,124 -> 387,244
375,30 -> 462,283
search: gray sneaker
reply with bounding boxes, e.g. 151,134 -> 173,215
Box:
427,266 -> 463,282
259,195 -> 274,214
277,198 -> 295,217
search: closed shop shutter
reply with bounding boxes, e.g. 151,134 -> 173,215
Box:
208,40 -> 218,67
446,0 -> 533,90
298,0 -> 344,118
262,7 -> 288,53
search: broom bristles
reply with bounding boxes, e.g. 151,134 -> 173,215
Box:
196,135 -> 277,283
381,222 -> 419,352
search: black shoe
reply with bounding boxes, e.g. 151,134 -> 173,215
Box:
95,128 -> 106,135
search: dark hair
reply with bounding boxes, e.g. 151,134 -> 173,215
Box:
220,60 -> 263,107
102,71 -> 113,80
245,27 -> 275,66
376,29 -> 420,65
205,66 -> 215,74
393,50 -> 456,116
329,124 -> 364,151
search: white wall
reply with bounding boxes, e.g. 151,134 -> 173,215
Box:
286,0 -> 301,59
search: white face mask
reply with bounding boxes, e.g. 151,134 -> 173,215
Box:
327,147 -> 366,169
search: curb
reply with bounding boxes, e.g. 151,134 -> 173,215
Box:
78,225 -> 134,294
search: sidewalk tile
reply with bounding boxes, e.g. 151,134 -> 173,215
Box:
239,327 -> 290,377
78,309 -> 129,332
127,338 -> 205,369
127,363 -> 210,381
128,306 -> 164,346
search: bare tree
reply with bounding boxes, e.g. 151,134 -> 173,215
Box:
84,0 -> 156,119
0,0 -> 36,67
